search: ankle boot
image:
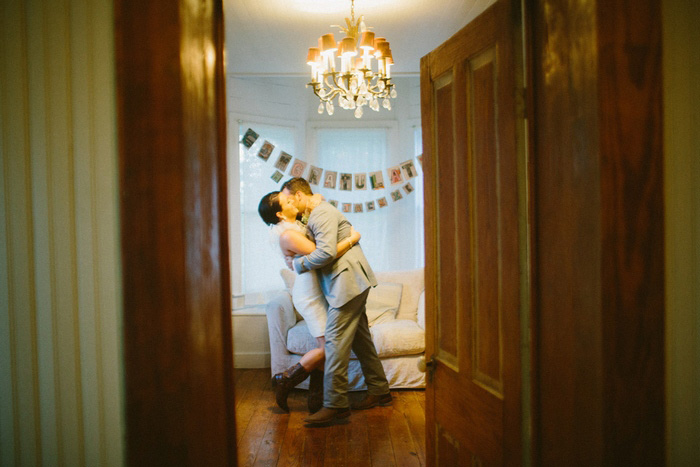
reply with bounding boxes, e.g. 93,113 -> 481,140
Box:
307,370 -> 324,414
271,363 -> 309,412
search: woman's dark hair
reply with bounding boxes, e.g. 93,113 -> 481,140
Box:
258,191 -> 282,226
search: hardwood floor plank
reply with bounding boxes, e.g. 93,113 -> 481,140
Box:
324,420 -> 349,465
366,405 -> 396,466
346,408 -> 371,467
254,410 -> 289,466
238,373 -> 280,465
397,391 -> 426,465
276,391 -> 309,466
302,419 -> 327,467
391,391 -> 424,466
234,369 -> 426,466
409,389 -> 426,413
236,369 -> 272,443
234,369 -> 259,409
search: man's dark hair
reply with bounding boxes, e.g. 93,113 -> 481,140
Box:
282,177 -> 313,195
258,191 -> 282,226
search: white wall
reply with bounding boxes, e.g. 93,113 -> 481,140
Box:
0,0 -> 123,465
663,0 -> 700,464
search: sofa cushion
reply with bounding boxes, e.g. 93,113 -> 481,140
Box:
287,321 -> 317,355
374,268 -> 424,322
370,320 -> 425,357
366,282 -> 402,326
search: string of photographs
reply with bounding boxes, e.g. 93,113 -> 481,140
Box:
241,128 -> 424,214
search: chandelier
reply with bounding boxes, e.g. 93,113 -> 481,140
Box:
306,0 -> 397,119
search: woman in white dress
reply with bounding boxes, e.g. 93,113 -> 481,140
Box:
258,190 -> 361,412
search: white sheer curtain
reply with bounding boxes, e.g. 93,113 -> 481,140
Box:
237,122 -> 296,294
313,128 -> 424,274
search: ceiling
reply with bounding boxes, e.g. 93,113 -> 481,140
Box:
224,0 -> 495,76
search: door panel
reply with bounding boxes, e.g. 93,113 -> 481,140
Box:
471,47 -> 503,396
434,72 -> 460,366
421,1 -> 523,465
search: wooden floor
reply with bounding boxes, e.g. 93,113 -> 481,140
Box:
235,368 -> 426,466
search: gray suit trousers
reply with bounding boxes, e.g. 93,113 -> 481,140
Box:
323,288 -> 390,408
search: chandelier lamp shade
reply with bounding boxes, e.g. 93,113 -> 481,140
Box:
306,0 -> 397,118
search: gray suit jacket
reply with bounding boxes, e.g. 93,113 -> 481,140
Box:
292,201 -> 377,308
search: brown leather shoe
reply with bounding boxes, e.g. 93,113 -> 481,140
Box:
350,392 -> 392,410
303,407 -> 351,425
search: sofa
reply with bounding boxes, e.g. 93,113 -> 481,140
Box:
265,268 -> 426,390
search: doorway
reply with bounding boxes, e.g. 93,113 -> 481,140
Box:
116,0 -> 668,464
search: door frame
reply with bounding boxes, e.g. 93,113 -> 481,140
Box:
527,0 -> 664,464
115,0 -> 236,464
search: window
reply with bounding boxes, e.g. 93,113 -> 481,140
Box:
231,121 -> 297,297
231,121 -> 424,298
311,125 -> 424,274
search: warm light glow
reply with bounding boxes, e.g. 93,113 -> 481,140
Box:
305,0 -> 396,118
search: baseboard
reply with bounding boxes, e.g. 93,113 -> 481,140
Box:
232,309 -> 270,369
234,351 -> 271,369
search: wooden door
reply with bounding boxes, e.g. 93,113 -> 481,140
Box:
420,1 -> 525,465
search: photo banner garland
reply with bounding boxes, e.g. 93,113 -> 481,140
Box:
240,128 -> 424,214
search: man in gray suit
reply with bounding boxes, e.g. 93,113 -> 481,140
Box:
281,177 -> 391,424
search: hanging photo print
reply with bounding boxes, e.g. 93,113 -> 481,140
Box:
241,128 -> 259,148
308,166 -> 323,185
403,182 -> 414,194
354,173 -> 367,190
378,197 -> 388,208
366,201 -> 376,212
271,170 -> 284,183
388,166 -> 403,185
400,159 -> 418,179
369,170 -> 385,190
391,189 -> 403,201
274,151 -> 293,172
329,200 -> 339,208
323,170 -> 337,189
354,203 -> 363,213
257,141 -> 274,161
339,173 -> 353,191
342,203 -> 352,213
289,159 -> 307,177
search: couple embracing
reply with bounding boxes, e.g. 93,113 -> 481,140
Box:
258,177 -> 391,425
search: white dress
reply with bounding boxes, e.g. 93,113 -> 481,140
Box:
269,221 -> 328,338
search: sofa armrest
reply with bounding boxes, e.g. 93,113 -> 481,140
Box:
264,291 -> 298,362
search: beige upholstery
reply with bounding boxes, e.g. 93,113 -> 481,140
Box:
265,268 -> 426,390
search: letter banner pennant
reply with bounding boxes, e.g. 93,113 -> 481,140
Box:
243,128 -> 423,214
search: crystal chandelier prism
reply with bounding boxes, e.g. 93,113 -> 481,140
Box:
306,0 -> 397,119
